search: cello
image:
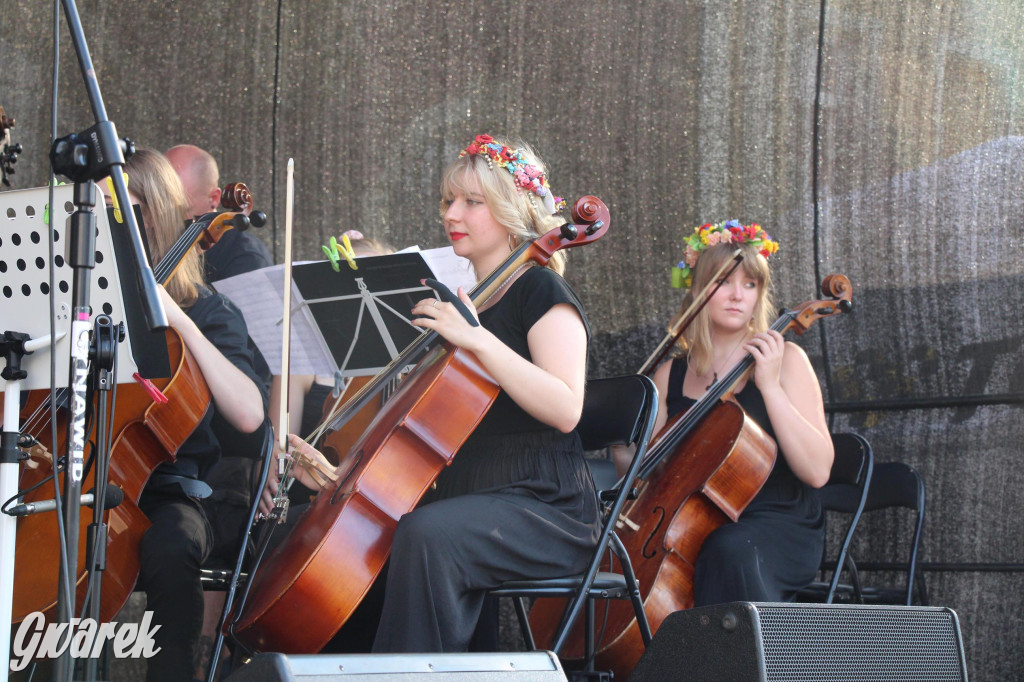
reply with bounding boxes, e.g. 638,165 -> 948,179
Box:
529,274 -> 853,678
316,375 -> 402,466
6,182 -> 261,623
228,196 -> 611,654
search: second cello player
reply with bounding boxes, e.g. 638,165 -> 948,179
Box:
640,220 -> 834,605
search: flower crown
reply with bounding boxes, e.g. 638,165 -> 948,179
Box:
671,219 -> 780,289
460,134 -> 566,215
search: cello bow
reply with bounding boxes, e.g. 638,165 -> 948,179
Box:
638,249 -> 744,376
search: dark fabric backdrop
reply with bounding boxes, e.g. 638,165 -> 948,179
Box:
2,2 -> 1021,680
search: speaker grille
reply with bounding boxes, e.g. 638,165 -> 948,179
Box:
756,604 -> 966,681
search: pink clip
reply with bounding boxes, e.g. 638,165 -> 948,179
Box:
133,373 -> 169,404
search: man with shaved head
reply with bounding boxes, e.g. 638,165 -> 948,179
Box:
164,144 -> 273,282
165,144 -> 222,217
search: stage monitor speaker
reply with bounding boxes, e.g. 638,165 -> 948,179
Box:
630,602 -> 968,682
223,651 -> 568,681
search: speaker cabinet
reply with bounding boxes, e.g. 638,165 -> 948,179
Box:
223,651 -> 568,681
630,602 -> 968,682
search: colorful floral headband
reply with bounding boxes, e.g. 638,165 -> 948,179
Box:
460,134 -> 566,215
671,219 -> 780,289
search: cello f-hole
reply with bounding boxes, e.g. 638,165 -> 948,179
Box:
641,507 -> 666,559
329,450 -> 364,504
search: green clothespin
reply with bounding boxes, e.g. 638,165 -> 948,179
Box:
42,182 -> 68,224
322,236 -> 342,272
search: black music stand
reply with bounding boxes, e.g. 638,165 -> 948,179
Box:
41,2 -> 167,678
215,252 -> 458,379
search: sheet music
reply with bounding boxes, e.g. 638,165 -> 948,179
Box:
214,265 -> 329,375
418,246 -> 477,294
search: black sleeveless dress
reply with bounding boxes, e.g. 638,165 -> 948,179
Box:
666,357 -> 824,605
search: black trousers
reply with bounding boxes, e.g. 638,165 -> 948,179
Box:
138,491 -> 213,682
372,492 -> 597,653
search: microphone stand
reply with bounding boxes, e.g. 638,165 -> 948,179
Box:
83,316 -> 121,682
46,2 -> 167,679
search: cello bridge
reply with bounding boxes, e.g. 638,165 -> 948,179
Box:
270,496 -> 290,524
616,514 -> 640,532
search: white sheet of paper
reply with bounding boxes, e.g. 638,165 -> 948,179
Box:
214,264 -> 330,375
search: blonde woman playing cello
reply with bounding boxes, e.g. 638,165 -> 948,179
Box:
284,134 -> 600,653
101,149 -> 267,681
642,221 -> 833,606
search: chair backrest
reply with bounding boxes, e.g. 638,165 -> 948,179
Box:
577,374 -> 652,452
817,432 -> 874,603
861,461 -> 926,604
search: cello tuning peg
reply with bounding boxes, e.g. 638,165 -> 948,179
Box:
231,214 -> 252,231
249,210 -> 267,228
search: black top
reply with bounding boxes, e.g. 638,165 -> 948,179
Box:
302,381 -> 335,438
204,228 -> 273,283
467,266 -> 590,437
204,227 -> 274,394
431,267 -> 596,520
665,356 -> 822,514
147,287 -> 268,495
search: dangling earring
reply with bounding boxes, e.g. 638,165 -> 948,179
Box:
507,233 -> 516,251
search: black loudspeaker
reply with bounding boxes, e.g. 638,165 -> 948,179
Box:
630,602 -> 968,682
223,651 -> 568,681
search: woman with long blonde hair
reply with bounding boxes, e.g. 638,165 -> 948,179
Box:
286,134 -> 598,652
102,147 -> 266,682
651,221 -> 833,606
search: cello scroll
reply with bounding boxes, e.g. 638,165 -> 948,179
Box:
786,274 -> 853,335
194,181 -> 268,252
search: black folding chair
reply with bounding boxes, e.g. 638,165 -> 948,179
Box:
796,432 -> 873,604
843,461 -> 928,606
489,374 -> 658,676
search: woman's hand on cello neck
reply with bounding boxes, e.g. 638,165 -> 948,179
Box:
411,286 -> 487,352
743,329 -> 786,393
751,337 -> 834,489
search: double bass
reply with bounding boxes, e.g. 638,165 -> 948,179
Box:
7,183 -> 261,623
529,275 -> 853,678
229,196 -> 611,653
